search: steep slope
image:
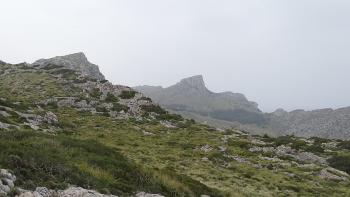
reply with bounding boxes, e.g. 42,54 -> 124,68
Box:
135,75 -> 266,125
1,55 -> 350,196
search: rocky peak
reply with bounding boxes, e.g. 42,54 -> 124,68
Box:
175,75 -> 209,93
31,52 -> 105,80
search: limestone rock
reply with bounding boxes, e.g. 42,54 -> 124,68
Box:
0,169 -> 16,196
319,167 -> 349,181
135,192 -> 164,197
31,52 -> 105,80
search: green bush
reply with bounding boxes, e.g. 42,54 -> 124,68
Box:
139,97 -> 152,102
51,69 -> 77,80
119,90 -> 137,99
228,139 -> 251,149
96,106 -> 108,113
338,141 -> 350,150
141,105 -> 166,115
90,88 -> 102,99
157,114 -> 183,121
105,93 -> 119,103
328,154 -> 350,174
111,103 -> 129,112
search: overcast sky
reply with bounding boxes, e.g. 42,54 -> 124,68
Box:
1,0 -> 350,112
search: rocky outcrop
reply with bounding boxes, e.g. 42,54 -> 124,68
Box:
268,107 -> 350,139
0,168 -> 167,197
0,169 -> 16,196
319,167 -> 349,181
31,52 -> 105,80
135,75 -> 265,126
249,145 -> 327,165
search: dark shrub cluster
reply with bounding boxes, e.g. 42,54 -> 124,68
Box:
119,90 -> 137,99
90,88 -> 102,99
111,103 -> 129,112
105,93 -> 119,103
328,154 -> 350,174
141,105 -> 166,115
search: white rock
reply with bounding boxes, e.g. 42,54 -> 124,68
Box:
135,192 -> 164,197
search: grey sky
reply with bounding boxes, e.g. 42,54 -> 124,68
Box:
1,0 -> 350,112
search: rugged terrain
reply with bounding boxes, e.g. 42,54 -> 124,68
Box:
1,53 -> 350,196
135,76 -> 350,140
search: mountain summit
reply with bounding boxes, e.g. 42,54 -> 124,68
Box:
135,75 -> 265,125
176,75 -> 208,93
31,52 -> 105,80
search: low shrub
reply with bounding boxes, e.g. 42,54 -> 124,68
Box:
105,93 -> 119,103
119,90 -> 137,99
139,97 -> 152,102
157,114 -> 183,121
338,141 -> 350,150
328,154 -> 350,174
141,105 -> 166,115
90,88 -> 102,99
111,103 -> 129,112
227,139 -> 251,149
96,106 -> 108,113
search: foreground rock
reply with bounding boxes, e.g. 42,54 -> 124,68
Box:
0,169 -> 16,196
0,169 -> 165,197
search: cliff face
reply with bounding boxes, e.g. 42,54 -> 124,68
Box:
31,52 -> 105,80
135,75 -> 266,125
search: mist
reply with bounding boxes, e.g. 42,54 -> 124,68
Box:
1,0 -> 350,112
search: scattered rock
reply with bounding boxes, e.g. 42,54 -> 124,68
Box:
319,167 -> 349,181
136,192 -> 164,197
250,139 -> 267,146
160,121 -> 176,128
201,157 -> 209,162
200,144 -> 213,153
142,130 -> 155,136
218,146 -> 227,152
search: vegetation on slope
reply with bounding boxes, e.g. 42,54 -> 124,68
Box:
1,61 -> 350,197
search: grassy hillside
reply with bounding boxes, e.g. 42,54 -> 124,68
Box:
1,62 -> 350,196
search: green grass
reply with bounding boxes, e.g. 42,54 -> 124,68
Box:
0,129 -> 222,197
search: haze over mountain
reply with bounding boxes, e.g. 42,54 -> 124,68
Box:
135,75 -> 266,125
136,76 -> 350,139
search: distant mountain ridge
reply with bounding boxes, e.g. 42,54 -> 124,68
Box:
268,107 -> 350,139
135,75 -> 266,125
135,75 -> 350,139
